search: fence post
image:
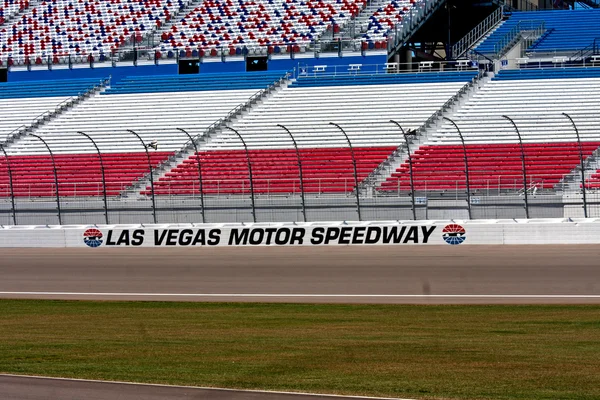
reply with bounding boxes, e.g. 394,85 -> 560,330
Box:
443,117 -> 472,219
176,128 -> 206,223
562,113 -> 588,218
0,144 -> 17,225
329,122 -> 362,221
126,129 -> 157,224
389,120 -> 417,220
225,127 -> 256,223
277,124 -> 307,222
502,116 -> 530,219
77,131 -> 109,225
29,134 -> 62,225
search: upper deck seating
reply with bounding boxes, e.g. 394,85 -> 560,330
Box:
474,9 -> 600,56
154,0 -> 367,58
0,0 -> 185,65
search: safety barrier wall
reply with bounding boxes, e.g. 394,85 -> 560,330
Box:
0,218 -> 598,247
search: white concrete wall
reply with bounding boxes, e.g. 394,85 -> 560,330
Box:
0,218 -> 598,247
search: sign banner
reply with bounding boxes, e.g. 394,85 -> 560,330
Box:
76,224 -> 459,248
1,219 -> 599,248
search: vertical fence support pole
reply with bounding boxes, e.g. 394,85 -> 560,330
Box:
277,124 -> 307,222
0,144 -> 17,225
562,113 -> 588,218
77,131 -> 109,225
127,129 -> 157,224
502,115 -> 530,219
443,117 -> 472,219
389,120 -> 417,220
30,134 -> 62,225
225,126 -> 256,223
177,128 -> 206,223
329,122 -> 362,221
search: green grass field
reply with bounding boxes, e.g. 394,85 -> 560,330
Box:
0,300 -> 598,400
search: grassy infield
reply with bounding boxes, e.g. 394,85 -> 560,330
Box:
0,301 -> 599,400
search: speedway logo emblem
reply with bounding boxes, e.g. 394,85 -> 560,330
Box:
442,224 -> 466,245
83,228 -> 103,248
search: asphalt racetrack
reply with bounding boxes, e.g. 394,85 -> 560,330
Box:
0,245 -> 599,303
1,245 -> 599,399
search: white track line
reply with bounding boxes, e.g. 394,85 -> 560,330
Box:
0,374 -> 412,400
0,292 -> 600,298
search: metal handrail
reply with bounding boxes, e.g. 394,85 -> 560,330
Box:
492,20 -> 545,58
453,7 -> 503,59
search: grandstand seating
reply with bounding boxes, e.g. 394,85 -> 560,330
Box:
150,70 -> 478,195
0,152 -> 169,196
380,67 -> 600,192
362,0 -> 418,43
0,0 -> 432,63
155,0 -> 369,58
0,0 -> 30,25
0,0 -> 186,65
475,9 -> 600,56
1,72 -> 286,197
0,77 -> 104,141
380,142 -> 600,191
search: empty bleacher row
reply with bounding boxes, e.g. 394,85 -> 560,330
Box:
474,9 -> 600,56
149,70 -> 478,195
4,67 -> 600,200
1,71 -> 287,197
0,152 -> 169,196
380,67 -> 600,193
0,77 -> 105,141
380,143 -> 600,192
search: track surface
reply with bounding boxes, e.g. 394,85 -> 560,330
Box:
0,375 -> 402,400
0,245 -> 599,303
1,245 -> 598,399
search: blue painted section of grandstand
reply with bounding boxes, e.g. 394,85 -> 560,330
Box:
0,78 -> 105,99
103,71 -> 289,95
8,64 -> 178,84
493,67 -> 600,80
291,71 -> 478,88
475,9 -> 600,54
6,55 -> 386,83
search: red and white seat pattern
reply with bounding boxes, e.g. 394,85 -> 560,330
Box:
150,147 -> 396,195
380,73 -> 600,193
380,143 -> 600,192
148,76 -> 470,195
0,0 -> 30,25
0,152 -> 170,197
0,0 -> 185,65
156,0 -> 366,58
